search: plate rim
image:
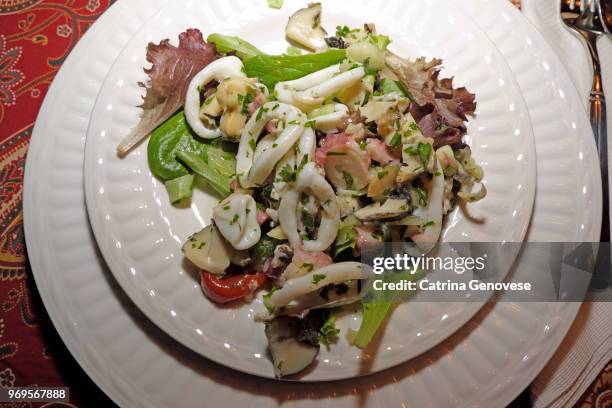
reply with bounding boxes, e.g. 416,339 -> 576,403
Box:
22,0 -> 595,406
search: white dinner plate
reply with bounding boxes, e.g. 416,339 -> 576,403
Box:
23,0 -> 599,406
82,0 -> 536,380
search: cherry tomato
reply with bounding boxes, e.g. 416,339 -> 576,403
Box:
200,271 -> 266,304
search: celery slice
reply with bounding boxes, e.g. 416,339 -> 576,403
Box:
165,174 -> 194,204
353,269 -> 424,348
207,33 -> 265,59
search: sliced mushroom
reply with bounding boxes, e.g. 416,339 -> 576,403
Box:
368,163 -> 399,198
354,198 -> 409,221
285,3 -> 328,52
212,193 -> 261,250
184,56 -> 246,139
265,317 -> 319,377
182,224 -> 231,275
396,160 -> 425,184
271,244 -> 293,270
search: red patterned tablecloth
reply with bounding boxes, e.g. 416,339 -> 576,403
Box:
0,1 -> 608,407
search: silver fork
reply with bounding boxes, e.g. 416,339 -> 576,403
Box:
561,0 -> 609,245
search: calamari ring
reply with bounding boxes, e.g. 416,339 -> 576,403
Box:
268,262 -> 373,309
184,56 -> 245,139
275,65 -> 365,111
212,193 -> 260,250
278,162 -> 340,252
236,102 -> 305,188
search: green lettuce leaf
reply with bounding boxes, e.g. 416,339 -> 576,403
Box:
244,49 -> 346,89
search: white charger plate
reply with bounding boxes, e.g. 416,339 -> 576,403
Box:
82,0 -> 536,380
23,0 -> 599,405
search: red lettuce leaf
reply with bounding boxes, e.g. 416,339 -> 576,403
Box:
386,52 -> 476,149
117,29 -> 217,156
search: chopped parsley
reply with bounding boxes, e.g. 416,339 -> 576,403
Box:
415,186 -> 428,207
278,164 -> 296,183
249,139 -> 257,151
331,226 -> 357,258
336,25 -> 351,37
326,151 -> 347,156
296,154 -> 309,174
312,274 -> 326,285
255,106 -> 268,121
305,120 -> 317,129
388,132 -> 402,149
203,95 -> 215,106
422,220 -> 435,229
302,262 -> 315,272
362,91 -> 371,106
319,314 -> 340,345
230,214 -> 240,225
301,208 -> 315,229
263,286 -> 278,313
377,169 -> 387,179
404,145 -> 417,155
342,171 -> 354,189
241,92 -> 255,114
417,142 -> 432,166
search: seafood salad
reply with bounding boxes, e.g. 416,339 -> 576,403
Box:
117,3 -> 485,377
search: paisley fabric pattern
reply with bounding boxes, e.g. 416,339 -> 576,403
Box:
0,1 -> 608,406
